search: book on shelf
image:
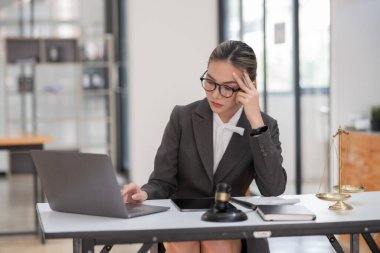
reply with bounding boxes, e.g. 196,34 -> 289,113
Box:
257,205 -> 316,221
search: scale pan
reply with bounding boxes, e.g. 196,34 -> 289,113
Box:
316,192 -> 351,201
333,185 -> 365,193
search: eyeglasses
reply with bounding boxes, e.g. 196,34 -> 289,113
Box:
200,70 -> 241,98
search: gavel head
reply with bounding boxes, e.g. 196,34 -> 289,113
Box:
214,183 -> 231,212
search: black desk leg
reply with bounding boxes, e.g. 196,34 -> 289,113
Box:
362,233 -> 380,253
30,144 -> 44,236
137,242 -> 154,253
100,245 -> 113,253
33,168 -> 38,233
350,234 -> 359,253
327,234 -> 344,253
73,238 -> 95,253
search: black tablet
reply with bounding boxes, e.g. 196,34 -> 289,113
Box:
171,198 -> 215,212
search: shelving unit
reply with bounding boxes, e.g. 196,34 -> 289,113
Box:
3,35 -> 117,166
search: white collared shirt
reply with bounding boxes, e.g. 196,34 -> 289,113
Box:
213,106 -> 244,173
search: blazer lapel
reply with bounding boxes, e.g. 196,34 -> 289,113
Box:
192,99 -> 214,183
214,111 -> 251,183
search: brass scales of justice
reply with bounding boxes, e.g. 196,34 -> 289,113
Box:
316,126 -> 365,211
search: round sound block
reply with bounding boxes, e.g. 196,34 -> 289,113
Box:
201,208 -> 248,222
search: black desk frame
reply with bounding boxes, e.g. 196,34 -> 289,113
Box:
48,219 -> 380,253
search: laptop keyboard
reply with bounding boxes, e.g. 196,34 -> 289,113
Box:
125,203 -> 158,215
125,203 -> 145,210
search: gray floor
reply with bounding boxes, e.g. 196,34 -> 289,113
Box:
0,175 -> 339,252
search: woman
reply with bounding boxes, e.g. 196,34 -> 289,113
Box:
122,40 -> 287,253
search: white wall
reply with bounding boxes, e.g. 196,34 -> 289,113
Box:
331,0 -> 380,130
126,0 -> 218,185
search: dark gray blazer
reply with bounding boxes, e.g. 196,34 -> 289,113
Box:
142,98 -> 287,199
142,98 -> 287,253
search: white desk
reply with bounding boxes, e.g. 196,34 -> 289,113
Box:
37,191 -> 380,253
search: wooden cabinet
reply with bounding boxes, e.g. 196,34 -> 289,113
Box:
339,130 -> 380,252
341,131 -> 380,191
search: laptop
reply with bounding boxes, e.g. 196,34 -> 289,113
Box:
31,150 -> 169,218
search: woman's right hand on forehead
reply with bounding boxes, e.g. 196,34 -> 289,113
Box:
233,72 -> 264,129
121,183 -> 148,203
